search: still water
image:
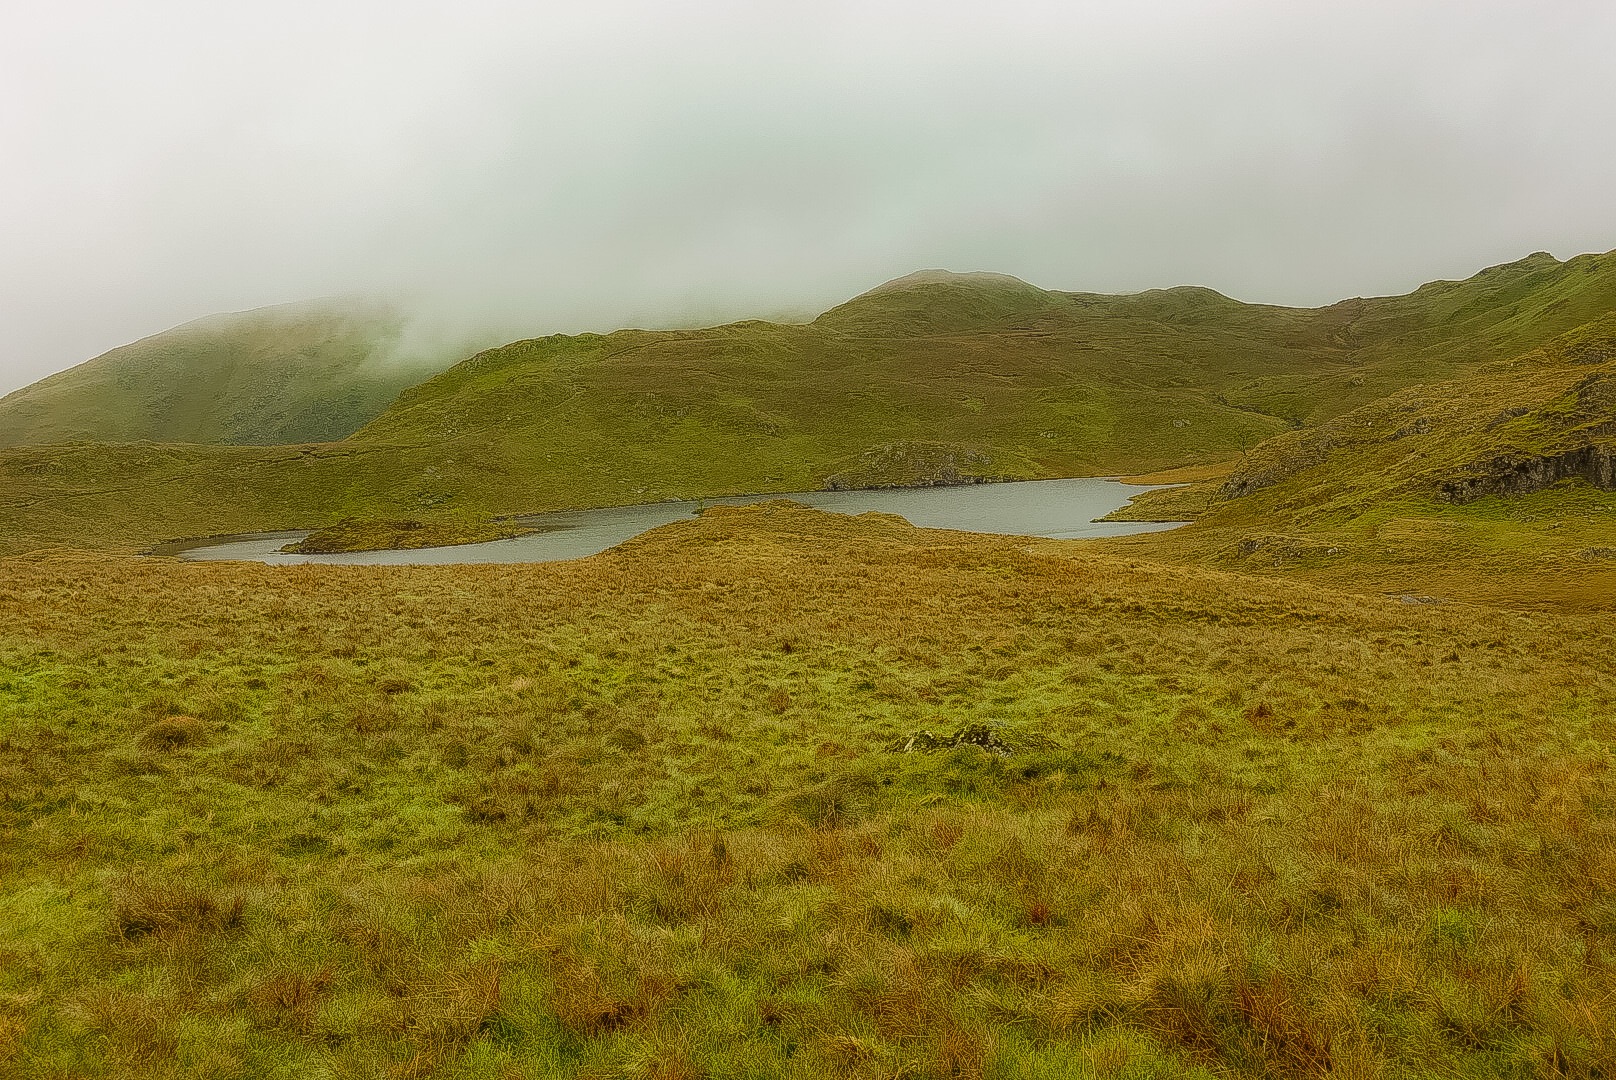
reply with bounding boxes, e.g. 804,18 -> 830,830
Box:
156,477 -> 1183,566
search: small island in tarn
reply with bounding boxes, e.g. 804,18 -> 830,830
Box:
281,516 -> 535,554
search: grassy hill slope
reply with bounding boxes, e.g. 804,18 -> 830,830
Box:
0,300 -> 450,447
3,249 -> 1616,555
1109,314 -> 1616,609
1217,249 -> 1616,422
344,249 -> 1616,504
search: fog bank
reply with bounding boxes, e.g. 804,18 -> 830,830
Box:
4,0 -> 1615,393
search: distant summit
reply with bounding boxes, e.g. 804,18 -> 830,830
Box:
6,247 -> 1614,459
856,269 -> 1042,296
815,269 -> 1054,333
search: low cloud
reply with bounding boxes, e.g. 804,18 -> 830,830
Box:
4,0 -> 1615,393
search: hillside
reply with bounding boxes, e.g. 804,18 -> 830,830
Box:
5,257 -> 1616,1076
2,249 -> 1616,555
344,249 -> 1616,502
1109,313 -> 1616,609
0,299 -> 452,447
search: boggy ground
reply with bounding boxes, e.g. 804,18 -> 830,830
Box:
0,504 -> 1612,1078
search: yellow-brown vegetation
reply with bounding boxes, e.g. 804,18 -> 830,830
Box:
1,503 -> 1613,1076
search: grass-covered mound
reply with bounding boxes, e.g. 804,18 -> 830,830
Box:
1,504 -> 1612,1076
0,300 -> 454,448
284,515 -> 534,554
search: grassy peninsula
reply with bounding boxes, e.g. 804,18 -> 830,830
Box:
284,516 -> 535,555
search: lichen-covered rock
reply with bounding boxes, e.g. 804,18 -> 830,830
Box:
889,723 -> 1016,756
1438,445 -> 1616,503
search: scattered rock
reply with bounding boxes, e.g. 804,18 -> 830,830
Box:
1218,429 -> 1341,499
1233,535 -> 1344,562
889,723 -> 1015,756
1580,547 -> 1616,561
1567,343 -> 1615,365
1486,406 -> 1530,429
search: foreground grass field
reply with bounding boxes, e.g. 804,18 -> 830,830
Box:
2,504 -> 1612,1078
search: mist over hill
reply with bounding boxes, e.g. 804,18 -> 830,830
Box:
0,300 -> 461,447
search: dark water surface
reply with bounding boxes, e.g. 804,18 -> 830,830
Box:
158,478 -> 1184,566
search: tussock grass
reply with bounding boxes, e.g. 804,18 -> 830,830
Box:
1,504 -> 1613,1075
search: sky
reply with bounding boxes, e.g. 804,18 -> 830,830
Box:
3,0 -> 1615,394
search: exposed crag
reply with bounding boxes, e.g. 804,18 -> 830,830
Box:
1439,444 -> 1616,503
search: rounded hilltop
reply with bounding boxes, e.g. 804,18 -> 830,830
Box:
814,268 -> 1054,333
854,269 -> 1043,296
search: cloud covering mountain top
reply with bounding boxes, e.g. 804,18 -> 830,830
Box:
4,0 -> 1614,393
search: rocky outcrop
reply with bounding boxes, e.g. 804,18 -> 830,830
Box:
1567,342 -> 1616,366
888,723 -> 1017,756
1229,534 -> 1345,564
1438,445 -> 1616,503
1219,361 -> 1616,508
1217,428 -> 1343,499
1438,370 -> 1615,502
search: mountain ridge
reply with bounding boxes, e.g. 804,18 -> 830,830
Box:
3,247 -> 1616,556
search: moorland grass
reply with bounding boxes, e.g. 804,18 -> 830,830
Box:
1,504 -> 1613,1077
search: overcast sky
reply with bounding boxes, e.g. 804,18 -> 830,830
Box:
3,0 -> 1615,394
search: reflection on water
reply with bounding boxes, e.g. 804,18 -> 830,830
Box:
155,477 -> 1185,566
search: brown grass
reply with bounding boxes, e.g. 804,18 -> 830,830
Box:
1,504 -> 1614,1076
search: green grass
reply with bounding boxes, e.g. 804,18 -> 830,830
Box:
2,505 -> 1614,1077
4,249 -> 1616,1079
0,300 -> 454,448
0,248 -> 1609,1073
